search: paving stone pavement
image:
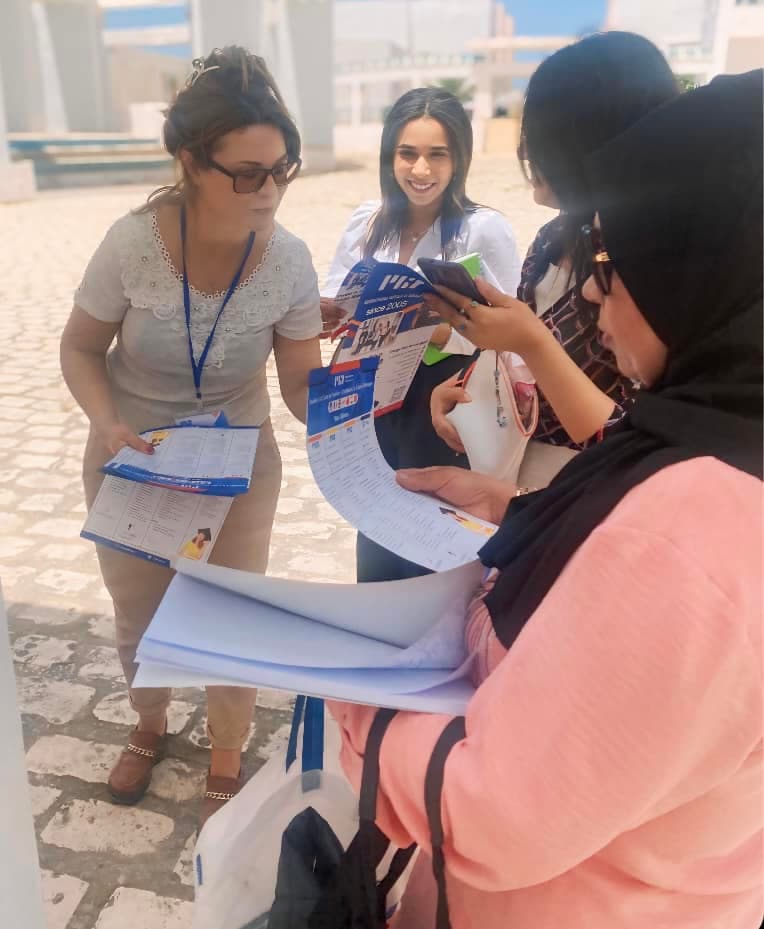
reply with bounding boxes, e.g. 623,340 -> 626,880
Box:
0,155 -> 548,928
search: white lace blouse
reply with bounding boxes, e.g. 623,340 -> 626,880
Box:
75,209 -> 321,428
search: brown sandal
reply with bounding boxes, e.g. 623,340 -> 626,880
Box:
108,727 -> 166,805
200,771 -> 243,831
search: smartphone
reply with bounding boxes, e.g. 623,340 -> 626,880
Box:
417,257 -> 484,304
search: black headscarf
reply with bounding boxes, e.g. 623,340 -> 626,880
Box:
480,69 -> 763,649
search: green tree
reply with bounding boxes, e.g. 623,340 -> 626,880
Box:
676,75 -> 699,92
430,77 -> 475,104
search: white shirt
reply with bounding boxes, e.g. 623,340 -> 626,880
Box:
533,262 -> 571,317
75,209 -> 321,428
322,200 -> 523,355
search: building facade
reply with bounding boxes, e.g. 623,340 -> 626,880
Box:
100,0 -> 334,169
606,0 -> 764,84
0,0 -> 111,133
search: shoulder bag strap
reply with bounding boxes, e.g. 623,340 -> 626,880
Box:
425,716 -> 467,929
285,695 -> 325,774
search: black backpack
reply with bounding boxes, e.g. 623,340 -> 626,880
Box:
244,700 -> 464,929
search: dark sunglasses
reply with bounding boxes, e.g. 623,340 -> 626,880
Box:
209,157 -> 301,193
581,223 -> 614,295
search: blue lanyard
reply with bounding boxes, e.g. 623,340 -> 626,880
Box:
180,205 -> 256,403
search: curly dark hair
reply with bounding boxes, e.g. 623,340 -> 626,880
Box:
140,45 -> 300,210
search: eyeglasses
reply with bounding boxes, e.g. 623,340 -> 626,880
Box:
208,158 -> 301,193
581,223 -> 614,295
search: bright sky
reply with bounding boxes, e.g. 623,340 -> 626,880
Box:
503,0 -> 607,36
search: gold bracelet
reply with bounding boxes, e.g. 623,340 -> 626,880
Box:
514,486 -> 537,497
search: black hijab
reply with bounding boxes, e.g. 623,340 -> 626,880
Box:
480,69 -> 763,649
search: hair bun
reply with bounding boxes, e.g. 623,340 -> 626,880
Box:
195,46 -> 284,104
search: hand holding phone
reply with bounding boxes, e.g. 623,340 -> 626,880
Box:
417,257 -> 485,305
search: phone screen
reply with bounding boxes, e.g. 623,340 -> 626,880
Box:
417,258 -> 484,304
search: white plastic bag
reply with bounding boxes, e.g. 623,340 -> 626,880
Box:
193,698 -> 415,929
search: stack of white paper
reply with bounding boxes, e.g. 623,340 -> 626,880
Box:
135,559 -> 484,714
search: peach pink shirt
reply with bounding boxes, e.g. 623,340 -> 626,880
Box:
330,458 -> 763,929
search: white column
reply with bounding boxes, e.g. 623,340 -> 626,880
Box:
44,0 -> 112,131
472,56 -> 495,117
282,0 -> 335,170
189,0 -> 204,59
0,590 -> 46,929
192,0 -> 334,171
350,79 -> 363,127
191,0 -> 262,64
0,76 -> 8,167
0,54 -> 37,202
0,0 -> 47,132
708,0 -> 734,80
471,56 -> 494,155
30,0 -> 67,132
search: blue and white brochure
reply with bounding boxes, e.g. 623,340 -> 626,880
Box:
307,359 -> 497,572
81,478 -> 232,567
102,424 -> 259,496
330,260 -> 442,414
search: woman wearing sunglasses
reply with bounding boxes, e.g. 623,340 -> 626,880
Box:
333,69 -> 763,929
429,32 -> 680,491
60,47 -> 321,825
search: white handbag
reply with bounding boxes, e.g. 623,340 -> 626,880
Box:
446,350 -> 538,483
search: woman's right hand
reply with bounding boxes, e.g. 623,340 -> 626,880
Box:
430,374 -> 471,455
100,422 -> 154,457
396,467 -> 515,525
320,297 -> 346,339
422,277 -> 546,356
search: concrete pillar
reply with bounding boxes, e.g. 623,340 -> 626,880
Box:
472,57 -> 495,121
0,0 -> 47,132
471,57 -> 494,155
30,1 -> 67,133
350,79 -> 363,128
282,0 -> 334,169
44,0 -> 112,131
0,53 -> 37,202
708,0 -> 745,80
190,0 -> 262,59
0,0 -> 108,134
191,0 -> 335,171
0,590 -> 46,929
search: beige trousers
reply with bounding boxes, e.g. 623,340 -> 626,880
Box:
83,419 -> 282,750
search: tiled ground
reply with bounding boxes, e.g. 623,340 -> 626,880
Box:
0,154 -> 549,927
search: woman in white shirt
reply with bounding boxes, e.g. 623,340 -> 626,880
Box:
60,47 -> 322,826
321,87 -> 522,582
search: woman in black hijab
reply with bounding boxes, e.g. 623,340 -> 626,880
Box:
476,66 -> 763,648
332,71 -> 763,929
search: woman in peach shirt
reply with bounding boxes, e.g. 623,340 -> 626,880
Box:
330,71 -> 763,928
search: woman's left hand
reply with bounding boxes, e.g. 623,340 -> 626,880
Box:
423,277 -> 546,357
320,297 -> 346,339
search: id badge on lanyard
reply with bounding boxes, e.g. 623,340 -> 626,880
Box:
180,206 -> 255,412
